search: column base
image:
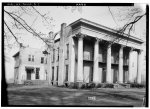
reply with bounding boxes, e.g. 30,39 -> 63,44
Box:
75,82 -> 85,89
64,81 -> 70,87
68,82 -> 75,88
94,82 -> 101,88
53,81 -> 58,86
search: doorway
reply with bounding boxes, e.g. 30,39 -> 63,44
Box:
26,67 -> 34,80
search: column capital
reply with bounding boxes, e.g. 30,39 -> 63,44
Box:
95,37 -> 103,42
129,47 -> 136,52
137,49 -> 143,54
107,42 -> 112,48
120,45 -> 125,49
76,32 -> 86,39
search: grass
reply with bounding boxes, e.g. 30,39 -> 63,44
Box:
7,85 -> 145,106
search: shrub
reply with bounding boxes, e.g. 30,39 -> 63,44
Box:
86,82 -> 95,89
103,83 -> 114,88
130,83 -> 145,88
95,83 -> 103,88
81,83 -> 86,89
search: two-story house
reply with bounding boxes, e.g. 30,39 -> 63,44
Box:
13,45 -> 49,84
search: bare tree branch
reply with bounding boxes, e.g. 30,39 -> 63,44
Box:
4,21 -> 20,44
108,6 -> 119,26
4,10 -> 50,46
118,13 -> 146,34
31,6 -> 51,25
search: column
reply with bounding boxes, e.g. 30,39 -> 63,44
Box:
70,37 -> 75,83
118,45 -> 124,83
137,50 -> 142,84
93,38 -> 100,84
106,43 -> 112,83
128,48 -> 133,83
77,33 -> 84,82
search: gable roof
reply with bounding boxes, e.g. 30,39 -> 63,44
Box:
12,52 -> 20,57
69,18 -> 144,43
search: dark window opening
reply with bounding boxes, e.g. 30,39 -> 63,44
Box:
32,55 -> 34,62
52,67 -> 54,81
66,44 -> 69,59
28,55 -> 31,61
36,68 -> 40,79
41,57 -> 44,64
91,67 -> 93,82
56,66 -> 59,81
53,49 -> 55,62
57,48 -> 59,61
65,65 -> 68,81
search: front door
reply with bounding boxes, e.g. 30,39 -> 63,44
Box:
102,68 -> 106,83
27,70 -> 31,80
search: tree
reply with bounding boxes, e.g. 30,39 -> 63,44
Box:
108,5 -> 146,39
3,5 -> 81,106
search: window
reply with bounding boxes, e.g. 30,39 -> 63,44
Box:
36,68 -> 40,79
66,44 -> 69,59
91,67 -> 93,82
41,57 -> 44,64
45,58 -> 47,64
45,70 -> 48,80
52,49 -> 55,62
52,67 -> 54,81
57,48 -> 59,61
28,55 -> 31,61
32,55 -> 34,62
65,65 -> 68,81
56,66 -> 59,81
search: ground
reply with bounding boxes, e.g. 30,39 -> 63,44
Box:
7,85 -> 145,106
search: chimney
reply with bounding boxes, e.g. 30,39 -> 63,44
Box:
61,23 -> 67,38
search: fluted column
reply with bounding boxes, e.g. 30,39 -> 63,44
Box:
93,38 -> 100,83
137,50 -> 142,84
77,33 -> 84,82
128,48 -> 133,83
118,45 -> 124,83
106,43 -> 112,83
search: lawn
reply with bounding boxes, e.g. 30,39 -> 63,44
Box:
7,85 -> 145,107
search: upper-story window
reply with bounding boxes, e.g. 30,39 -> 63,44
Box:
57,48 -> 59,61
45,58 -> 47,64
28,55 -> 31,61
41,57 -> 44,64
32,55 -> 34,62
28,55 -> 34,62
66,44 -> 69,59
53,49 -> 55,62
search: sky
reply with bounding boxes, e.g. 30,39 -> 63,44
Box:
4,4 -> 146,82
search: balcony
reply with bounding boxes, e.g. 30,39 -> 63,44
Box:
83,54 -> 93,61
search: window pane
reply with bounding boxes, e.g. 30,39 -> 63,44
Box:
32,55 -> 34,62
65,65 -> 68,81
36,68 -> 40,79
41,57 -> 44,63
28,55 -> 31,61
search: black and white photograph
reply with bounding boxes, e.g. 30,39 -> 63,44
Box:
2,2 -> 148,107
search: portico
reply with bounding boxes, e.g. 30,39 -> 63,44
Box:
51,18 -> 144,87
73,32 -> 143,85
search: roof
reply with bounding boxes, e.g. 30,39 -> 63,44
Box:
12,51 -> 20,57
69,18 -> 144,43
